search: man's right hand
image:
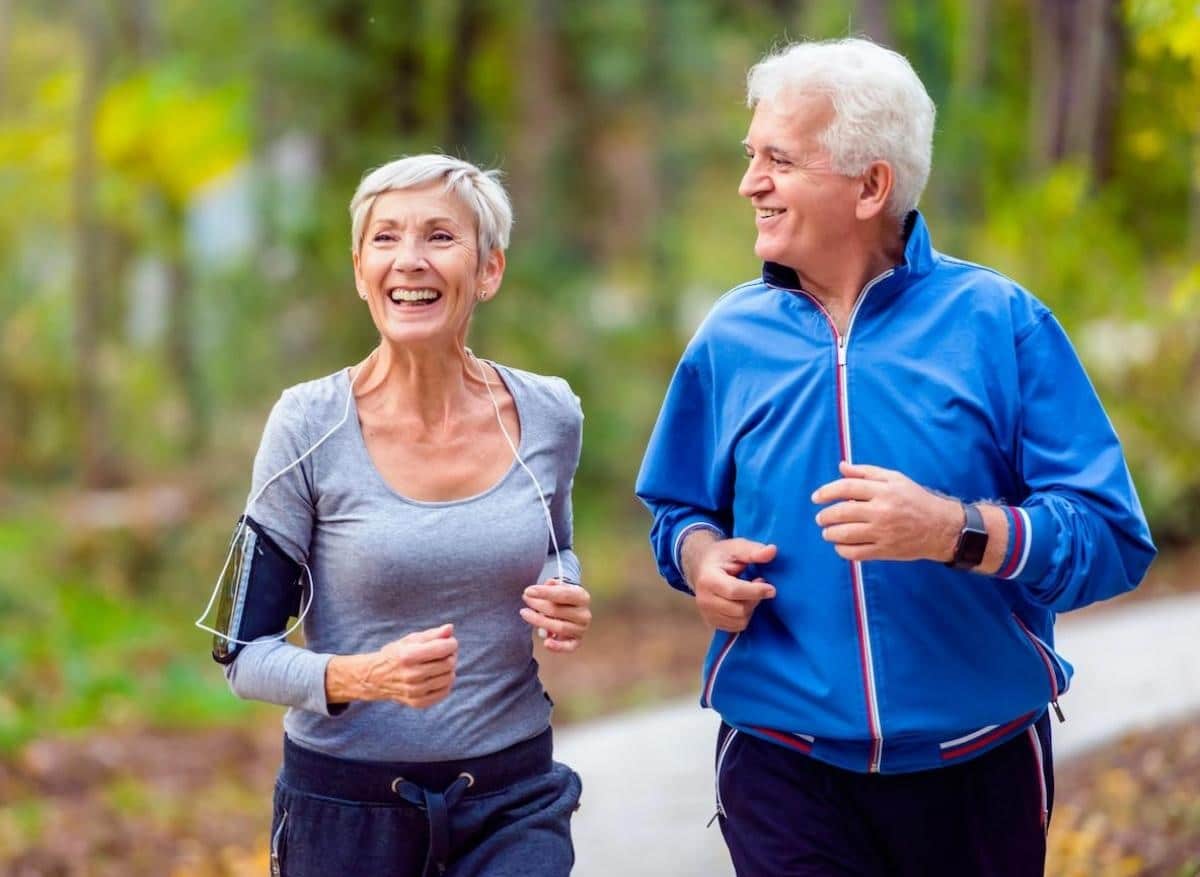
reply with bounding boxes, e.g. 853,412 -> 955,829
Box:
681,532 -> 778,632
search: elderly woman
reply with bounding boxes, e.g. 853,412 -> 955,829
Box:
210,155 -> 590,876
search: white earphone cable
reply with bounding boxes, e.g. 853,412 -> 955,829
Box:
196,348 -> 565,649
195,356 -> 373,644
469,350 -> 565,588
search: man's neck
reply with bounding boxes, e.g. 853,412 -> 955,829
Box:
794,224 -> 905,334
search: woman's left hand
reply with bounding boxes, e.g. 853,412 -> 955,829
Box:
520,579 -> 592,653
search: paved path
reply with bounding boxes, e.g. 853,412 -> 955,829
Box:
556,593 -> 1200,877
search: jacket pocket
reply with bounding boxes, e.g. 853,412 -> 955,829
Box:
1013,614 -> 1069,721
701,633 -> 739,709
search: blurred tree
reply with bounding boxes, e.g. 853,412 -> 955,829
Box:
447,0 -> 485,155
854,0 -> 894,45
1030,0 -> 1124,181
72,0 -> 120,486
0,0 -> 10,110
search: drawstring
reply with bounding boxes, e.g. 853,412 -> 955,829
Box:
391,772 -> 475,876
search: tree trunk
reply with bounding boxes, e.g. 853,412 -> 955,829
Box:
1029,0 -> 1124,179
389,6 -> 423,136
163,200 -> 208,454
955,0 -> 990,95
509,0 -> 566,246
0,0 -> 11,110
1191,130 -> 1200,260
73,0 -> 120,487
446,0 -> 483,156
854,0 -> 893,46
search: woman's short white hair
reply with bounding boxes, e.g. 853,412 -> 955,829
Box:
349,154 -> 513,255
747,38 -> 936,221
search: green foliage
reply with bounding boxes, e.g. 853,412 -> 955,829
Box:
0,513 -> 259,752
1,0 -> 1199,757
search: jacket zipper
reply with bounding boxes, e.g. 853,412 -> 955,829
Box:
776,269 -> 893,772
1014,615 -> 1067,722
701,633 -> 739,708
707,728 -> 740,827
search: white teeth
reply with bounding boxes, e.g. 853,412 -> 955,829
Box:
757,208 -> 784,219
389,288 -> 440,302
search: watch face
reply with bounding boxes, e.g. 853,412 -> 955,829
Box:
959,527 -> 988,568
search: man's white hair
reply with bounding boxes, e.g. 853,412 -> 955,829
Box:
747,38 -> 936,221
349,154 -> 513,255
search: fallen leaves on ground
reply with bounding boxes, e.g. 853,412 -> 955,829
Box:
1047,716 -> 1200,877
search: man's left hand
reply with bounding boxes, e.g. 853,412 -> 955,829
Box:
812,461 -> 961,563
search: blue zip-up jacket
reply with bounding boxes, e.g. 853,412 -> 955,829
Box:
636,212 -> 1156,774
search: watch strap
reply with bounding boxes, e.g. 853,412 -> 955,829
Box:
947,502 -> 988,570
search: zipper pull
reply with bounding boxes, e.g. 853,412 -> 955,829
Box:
1051,700 -> 1065,723
837,338 -> 847,366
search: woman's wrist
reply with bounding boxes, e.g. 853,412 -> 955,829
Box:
325,653 -> 370,704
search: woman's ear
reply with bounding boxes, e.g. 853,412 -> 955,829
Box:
855,160 -> 894,221
352,249 -> 368,300
477,248 -> 507,301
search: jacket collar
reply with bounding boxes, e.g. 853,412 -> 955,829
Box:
761,210 -> 936,291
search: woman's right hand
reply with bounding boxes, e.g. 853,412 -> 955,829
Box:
325,624 -> 458,708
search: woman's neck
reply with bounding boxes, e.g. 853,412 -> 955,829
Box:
352,341 -> 489,436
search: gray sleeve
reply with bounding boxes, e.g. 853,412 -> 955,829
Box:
538,379 -> 583,585
223,389 -> 341,717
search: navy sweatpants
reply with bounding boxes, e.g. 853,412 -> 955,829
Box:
715,714 -> 1054,877
270,729 -> 581,877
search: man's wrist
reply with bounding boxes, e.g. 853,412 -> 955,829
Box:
931,499 -> 1011,574
679,526 -> 722,593
935,497 -> 965,563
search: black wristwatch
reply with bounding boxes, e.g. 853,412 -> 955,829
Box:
947,502 -> 988,570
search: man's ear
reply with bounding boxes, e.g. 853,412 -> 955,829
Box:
855,160 -> 894,221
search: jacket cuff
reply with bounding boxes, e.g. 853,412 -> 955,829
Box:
671,519 -> 727,594
996,505 -> 1054,584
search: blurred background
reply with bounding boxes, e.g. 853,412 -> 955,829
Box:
1,0 -> 1198,874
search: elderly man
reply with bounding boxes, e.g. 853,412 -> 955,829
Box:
636,38 -> 1155,876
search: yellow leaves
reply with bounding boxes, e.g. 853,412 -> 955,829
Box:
1040,165 -> 1090,222
169,845 -> 267,877
1167,265 -> 1200,316
96,70 -> 249,207
1131,0 -> 1200,76
1128,127 -> 1166,160
1048,722 -> 1200,876
1047,803 -> 1147,877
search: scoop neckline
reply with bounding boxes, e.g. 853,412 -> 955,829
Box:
343,360 -> 526,508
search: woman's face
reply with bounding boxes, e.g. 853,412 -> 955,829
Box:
353,184 -> 504,349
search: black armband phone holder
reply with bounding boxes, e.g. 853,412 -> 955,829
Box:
211,515 -> 304,664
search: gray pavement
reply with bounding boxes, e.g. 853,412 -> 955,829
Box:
556,593 -> 1200,877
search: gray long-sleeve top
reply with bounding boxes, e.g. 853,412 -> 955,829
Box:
225,363 -> 582,762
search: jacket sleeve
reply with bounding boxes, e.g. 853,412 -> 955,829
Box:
995,313 -> 1156,611
636,355 -> 734,594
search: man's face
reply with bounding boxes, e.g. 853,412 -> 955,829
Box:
738,94 -> 862,274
